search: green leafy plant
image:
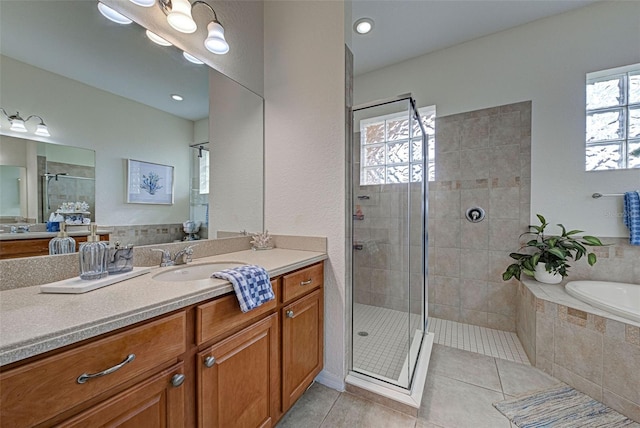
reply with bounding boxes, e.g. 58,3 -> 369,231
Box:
502,214 -> 606,281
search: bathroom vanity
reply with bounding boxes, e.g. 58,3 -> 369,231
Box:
0,232 -> 109,259
0,248 -> 325,427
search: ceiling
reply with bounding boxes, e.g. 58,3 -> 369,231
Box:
0,1 -> 602,117
351,0 -> 600,76
0,0 -> 209,121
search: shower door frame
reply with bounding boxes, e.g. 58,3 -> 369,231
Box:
348,94 -> 428,391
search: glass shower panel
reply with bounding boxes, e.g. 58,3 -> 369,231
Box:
351,97 -> 426,390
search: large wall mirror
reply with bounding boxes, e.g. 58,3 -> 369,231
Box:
0,0 -> 264,256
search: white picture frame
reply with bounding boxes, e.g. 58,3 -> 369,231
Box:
126,159 -> 174,205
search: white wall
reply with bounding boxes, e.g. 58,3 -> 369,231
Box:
210,69 -> 264,235
354,1 -> 640,238
0,56 -> 192,225
264,1 -> 347,388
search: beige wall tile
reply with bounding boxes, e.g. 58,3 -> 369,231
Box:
552,363 -> 603,401
460,279 -> 488,311
460,249 -> 489,280
554,321 -> 603,385
603,389 -> 640,423
603,336 -> 640,405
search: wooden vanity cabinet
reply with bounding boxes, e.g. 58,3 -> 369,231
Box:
197,314 -> 279,428
58,362 -> 186,428
0,312 -> 187,428
0,260 -> 324,428
280,264 -> 324,411
0,233 -> 109,259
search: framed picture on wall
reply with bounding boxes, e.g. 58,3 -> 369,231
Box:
126,159 -> 174,205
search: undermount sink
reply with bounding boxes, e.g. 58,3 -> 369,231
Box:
152,262 -> 246,282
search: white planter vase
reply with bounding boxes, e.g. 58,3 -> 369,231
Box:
534,263 -> 562,284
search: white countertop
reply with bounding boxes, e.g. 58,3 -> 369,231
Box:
0,229 -> 110,240
0,248 -> 326,366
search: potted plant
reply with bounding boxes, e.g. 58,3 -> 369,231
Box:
502,214 -> 606,284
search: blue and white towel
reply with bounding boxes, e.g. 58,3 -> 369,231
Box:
212,265 -> 274,313
623,191 -> 640,245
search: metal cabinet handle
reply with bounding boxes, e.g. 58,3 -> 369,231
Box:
286,310 -> 294,318
171,373 -> 185,387
204,356 -> 216,368
77,354 -> 135,384
300,279 -> 312,286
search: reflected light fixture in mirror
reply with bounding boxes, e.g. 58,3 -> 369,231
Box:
183,52 -> 204,64
0,109 -> 50,136
154,0 -> 229,54
129,0 -> 156,7
97,2 -> 133,24
146,30 -> 172,46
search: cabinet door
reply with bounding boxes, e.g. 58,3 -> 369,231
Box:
59,362 -> 185,428
282,289 -> 323,411
198,313 -> 279,428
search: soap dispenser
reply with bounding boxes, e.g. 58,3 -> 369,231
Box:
79,223 -> 108,280
48,222 -> 76,255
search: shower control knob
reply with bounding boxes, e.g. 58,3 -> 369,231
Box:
465,207 -> 485,223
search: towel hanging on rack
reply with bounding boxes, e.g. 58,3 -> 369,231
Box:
623,191 -> 640,245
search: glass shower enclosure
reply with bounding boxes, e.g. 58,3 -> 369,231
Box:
350,96 -> 428,390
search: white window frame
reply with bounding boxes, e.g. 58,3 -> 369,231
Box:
586,63 -> 640,171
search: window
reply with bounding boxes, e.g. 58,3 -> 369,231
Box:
360,106 -> 435,185
586,64 -> 640,171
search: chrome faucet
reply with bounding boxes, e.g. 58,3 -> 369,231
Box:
151,249 -> 174,267
172,245 -> 196,265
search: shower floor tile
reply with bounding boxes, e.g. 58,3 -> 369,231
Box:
427,317 -> 530,365
352,304 -> 422,382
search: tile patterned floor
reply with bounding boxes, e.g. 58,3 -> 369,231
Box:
428,318 -> 530,365
352,304 -> 422,381
276,344 -> 562,428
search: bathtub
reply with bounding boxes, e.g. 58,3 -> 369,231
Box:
565,280 -> 640,323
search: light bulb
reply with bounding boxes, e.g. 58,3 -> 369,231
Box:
146,30 -> 172,46
10,118 -> 27,133
129,0 -> 155,6
166,0 -> 197,34
97,2 -> 133,25
35,123 -> 50,137
204,21 -> 229,55
183,52 -> 204,64
354,18 -> 374,35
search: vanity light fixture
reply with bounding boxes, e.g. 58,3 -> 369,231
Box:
158,0 -> 229,54
183,51 -> 204,64
0,109 -> 51,137
146,30 -> 173,46
129,0 -> 156,7
354,17 -> 374,35
97,2 -> 133,25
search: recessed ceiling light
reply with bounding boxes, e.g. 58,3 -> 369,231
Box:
354,18 -> 374,35
183,51 -> 204,65
171,94 -> 184,101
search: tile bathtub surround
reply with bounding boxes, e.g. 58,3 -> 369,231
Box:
516,281 -> 640,422
429,101 -> 531,332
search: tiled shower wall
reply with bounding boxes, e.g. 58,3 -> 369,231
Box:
428,101 -> 532,332
352,121 -> 424,315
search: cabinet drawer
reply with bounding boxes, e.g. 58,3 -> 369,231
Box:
196,279 -> 279,345
0,312 -> 186,428
282,262 -> 323,303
